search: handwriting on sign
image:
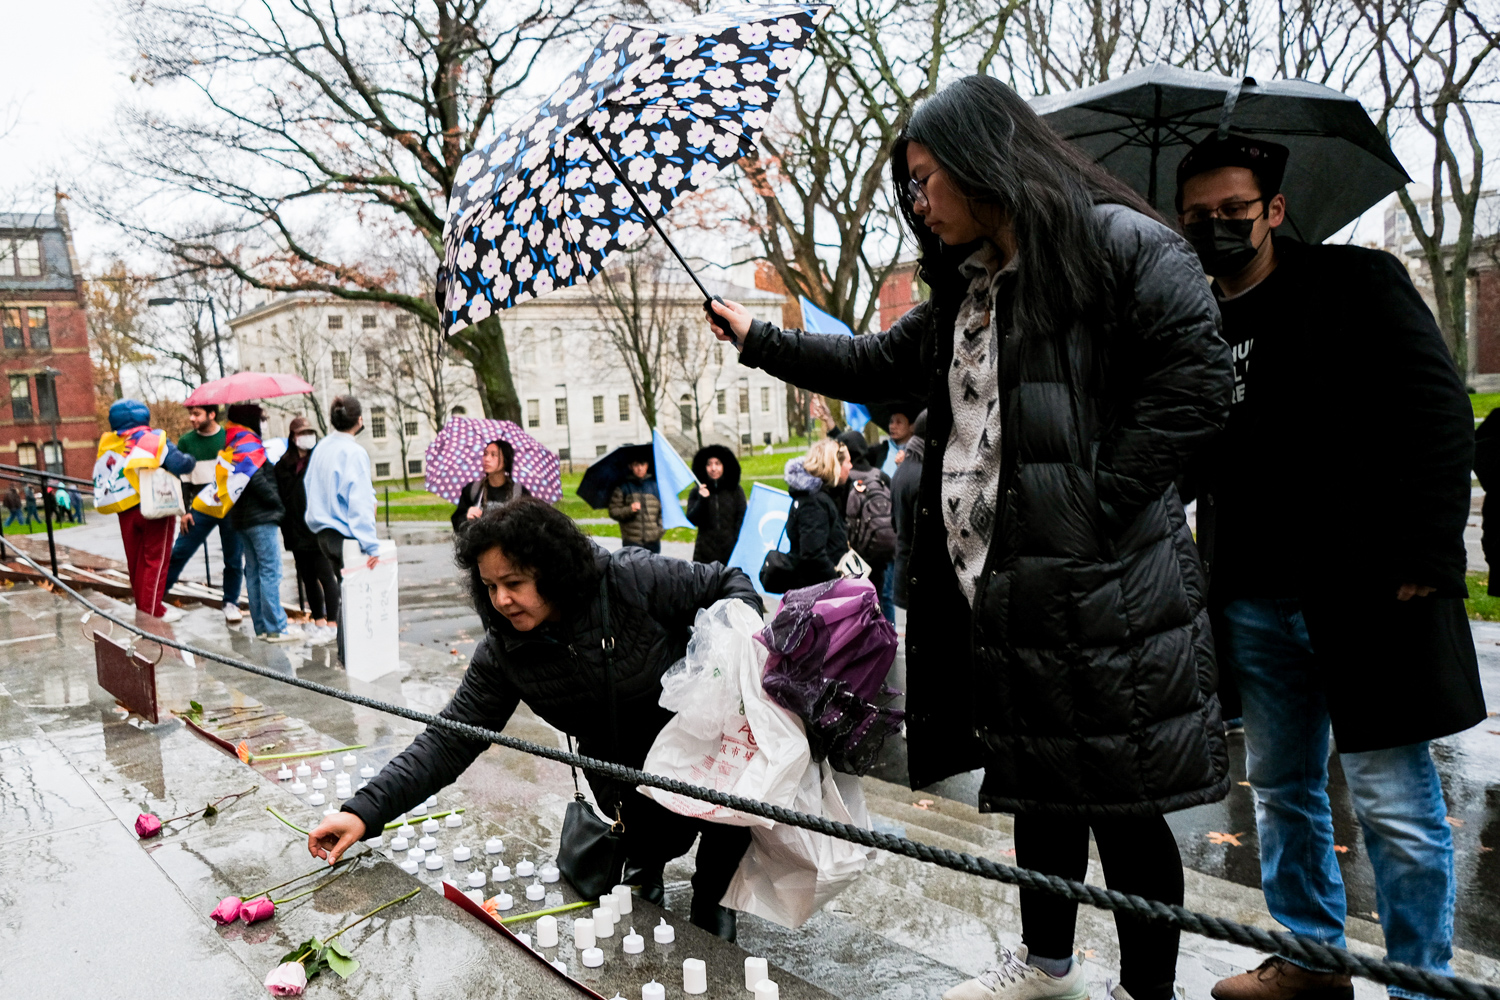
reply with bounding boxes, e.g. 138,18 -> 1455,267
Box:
1206,831 -> 1244,847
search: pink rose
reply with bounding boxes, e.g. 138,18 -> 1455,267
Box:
263,962 -> 307,996
239,897 -> 276,924
209,896 -> 243,924
134,813 -> 162,838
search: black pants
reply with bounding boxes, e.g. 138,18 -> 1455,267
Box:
316,529 -> 351,660
1015,813 -> 1184,1000
292,547 -> 339,621
617,792 -> 750,916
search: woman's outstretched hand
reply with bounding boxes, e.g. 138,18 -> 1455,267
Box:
308,811 -> 366,864
705,298 -> 752,347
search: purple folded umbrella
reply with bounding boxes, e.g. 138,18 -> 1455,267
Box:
423,416 -> 562,503
757,577 -> 903,775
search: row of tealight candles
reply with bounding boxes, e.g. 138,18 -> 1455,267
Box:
639,955 -> 778,997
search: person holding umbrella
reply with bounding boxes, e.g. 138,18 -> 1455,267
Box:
705,75 -> 1232,1000
164,403 -> 245,624
223,404 -> 299,643
276,417 -> 338,647
685,444 -> 745,565
1176,135 -> 1485,1000
450,438 -> 532,530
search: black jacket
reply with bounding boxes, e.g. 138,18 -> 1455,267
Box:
783,457 -> 848,589
341,546 -> 761,830
274,449 -> 318,551
1477,409 -> 1500,596
450,477 -> 532,531
231,462 -> 284,530
891,434 -> 924,608
686,445 -> 747,564
1195,240 -> 1485,752
741,204 -> 1233,816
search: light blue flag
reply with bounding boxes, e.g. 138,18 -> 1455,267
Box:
800,297 -> 867,432
727,482 -> 794,595
651,428 -> 697,531
843,401 -> 870,432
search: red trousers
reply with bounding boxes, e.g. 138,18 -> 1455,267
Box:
117,506 -> 176,618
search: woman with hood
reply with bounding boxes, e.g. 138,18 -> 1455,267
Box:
782,438 -> 851,589
685,444 -> 746,565
702,75 -> 1232,1000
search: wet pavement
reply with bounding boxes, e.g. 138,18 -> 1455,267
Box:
2,525 -> 1499,998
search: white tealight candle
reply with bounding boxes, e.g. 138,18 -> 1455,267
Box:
465,889 -> 483,905
425,853 -> 444,870
525,880 -> 545,901
360,765 -> 375,778
754,981 -> 779,1000
466,869 -> 485,888
396,824 -> 415,839
363,832 -> 384,848
323,808 -> 338,817
342,753 -> 358,767
683,958 -> 707,995
485,836 -> 504,855
276,766 -> 293,781
551,960 -> 567,975
537,915 -> 559,947
594,906 -> 615,937
622,927 -> 644,954
745,957 -> 769,990
642,982 -> 665,1000
418,835 -> 437,851
423,794 -> 437,809
540,863 -> 560,883
307,792 -> 325,806
320,759 -> 335,771
491,863 -> 512,882
422,818 -> 439,834
445,813 -> 463,828
289,781 -> 307,794
491,891 -> 514,911
574,917 -> 596,950
653,918 -> 674,944
391,835 -> 409,852
295,763 -> 312,777
400,859 -> 420,874
311,775 -> 327,790
453,843 -> 472,862
612,884 -> 633,916
582,947 -> 604,968
515,857 -> 535,878
408,847 -> 425,861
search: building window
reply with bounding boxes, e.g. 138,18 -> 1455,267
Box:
25,308 -> 47,350
739,386 -> 750,413
596,444 -> 608,457
676,326 -> 688,355
370,406 -> 387,439
550,327 -> 565,364
679,393 -> 693,434
16,442 -> 36,466
741,432 -> 752,445
520,327 -> 537,365
2,309 -> 20,349
331,351 -> 350,380
403,420 -> 418,437
362,314 -> 377,329
6,237 -> 41,277
407,459 -> 423,474
526,399 -> 540,427
9,375 -> 31,422
618,394 -> 630,421
558,447 -> 571,460
35,374 -> 58,422
761,386 -> 770,412
41,441 -> 62,474
450,405 -> 467,416
716,389 -> 726,414
327,315 -> 344,330
763,431 -> 772,445
365,348 -> 381,375
395,313 -> 413,330
592,395 -> 605,423
555,397 -> 569,426
375,461 -> 390,477
716,343 -> 724,366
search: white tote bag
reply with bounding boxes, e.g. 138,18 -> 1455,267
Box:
136,467 -> 186,520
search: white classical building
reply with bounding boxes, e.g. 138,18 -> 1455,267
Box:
228,272 -> 790,481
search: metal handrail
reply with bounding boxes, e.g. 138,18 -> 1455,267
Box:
0,462 -> 92,488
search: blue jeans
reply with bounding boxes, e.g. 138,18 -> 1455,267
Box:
878,562 -> 896,622
240,523 -> 288,636
166,511 -> 243,604
1220,598 -> 1455,996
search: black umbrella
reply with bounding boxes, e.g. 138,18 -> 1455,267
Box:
577,443 -> 654,510
1032,63 -> 1410,244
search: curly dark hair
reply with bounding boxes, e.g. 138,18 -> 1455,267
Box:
454,497 -> 600,628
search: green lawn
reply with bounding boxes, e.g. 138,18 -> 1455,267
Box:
0,517 -> 84,537
1466,573 -> 1500,621
1471,393 -> 1500,421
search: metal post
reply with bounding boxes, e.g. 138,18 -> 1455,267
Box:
42,485 -> 57,578
206,297 -> 226,379
204,545 -> 213,588
384,487 -> 390,530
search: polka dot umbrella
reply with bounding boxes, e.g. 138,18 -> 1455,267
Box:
422,417 -> 562,504
437,4 -> 831,338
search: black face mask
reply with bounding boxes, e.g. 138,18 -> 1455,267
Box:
1183,217 -> 1265,278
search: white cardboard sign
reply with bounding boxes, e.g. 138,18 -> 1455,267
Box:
341,539 -> 399,682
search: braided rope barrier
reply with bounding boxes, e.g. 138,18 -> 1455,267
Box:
10,545 -> 1497,1000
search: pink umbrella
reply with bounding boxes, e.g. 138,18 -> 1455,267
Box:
183,371 -> 315,406
423,416 -> 561,504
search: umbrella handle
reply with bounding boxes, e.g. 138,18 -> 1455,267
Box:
703,295 -> 735,342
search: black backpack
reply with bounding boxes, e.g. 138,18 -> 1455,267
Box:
846,475 -> 896,563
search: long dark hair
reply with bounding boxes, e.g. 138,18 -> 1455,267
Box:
892,75 -> 1159,337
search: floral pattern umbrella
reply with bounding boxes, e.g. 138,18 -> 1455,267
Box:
422,417 -> 562,503
438,3 -> 830,337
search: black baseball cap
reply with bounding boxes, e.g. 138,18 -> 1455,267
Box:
1176,134 -> 1290,211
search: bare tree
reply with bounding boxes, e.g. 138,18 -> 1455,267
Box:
85,261 -> 157,408
668,317 -> 722,450
259,306 -> 344,435
92,0 -> 589,422
589,244 -> 684,431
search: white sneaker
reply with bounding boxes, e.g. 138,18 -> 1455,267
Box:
309,625 -> 336,647
157,605 -> 185,623
223,603 -> 243,623
261,631 -> 301,643
943,946 -> 1088,1000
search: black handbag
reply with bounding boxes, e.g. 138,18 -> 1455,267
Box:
556,577 -> 628,900
759,517 -> 795,592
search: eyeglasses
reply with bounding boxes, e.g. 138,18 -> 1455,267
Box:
1180,197 -> 1265,226
906,168 -> 940,208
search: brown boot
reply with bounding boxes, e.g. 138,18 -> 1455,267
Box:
1212,958 -> 1353,1000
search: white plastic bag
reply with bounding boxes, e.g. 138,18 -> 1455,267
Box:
640,599 -> 810,828
137,466 -> 186,519
722,760 -> 874,928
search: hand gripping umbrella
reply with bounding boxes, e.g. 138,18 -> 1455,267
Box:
1031,63 -> 1410,243
438,4 -> 831,338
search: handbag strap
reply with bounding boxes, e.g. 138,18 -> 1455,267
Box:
568,571 -> 619,795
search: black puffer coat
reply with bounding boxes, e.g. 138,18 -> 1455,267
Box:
740,204 -> 1234,817
686,445 -> 747,564
231,462 -> 284,530
341,545 -> 761,830
274,448 -> 318,551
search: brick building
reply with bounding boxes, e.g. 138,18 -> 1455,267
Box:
877,260 -> 924,330
0,202 -> 96,479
